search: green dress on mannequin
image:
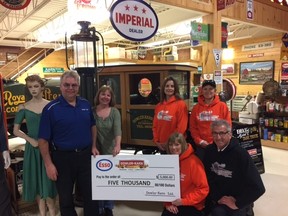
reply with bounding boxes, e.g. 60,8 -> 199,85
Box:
14,109 -> 57,201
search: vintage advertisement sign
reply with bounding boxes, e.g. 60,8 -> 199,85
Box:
92,155 -> 180,202
191,22 -> 210,41
233,124 -> 265,174
130,109 -> 154,140
213,49 -> 222,68
217,0 -> 236,11
247,0 -> 254,20
0,0 -> 31,10
221,22 -> 228,48
242,41 -> 274,51
110,0 -> 159,41
214,70 -> 223,85
3,82 -> 60,117
43,67 -> 64,73
281,62 -> 288,89
247,53 -> 264,58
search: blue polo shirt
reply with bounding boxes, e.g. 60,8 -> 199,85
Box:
38,95 -> 95,150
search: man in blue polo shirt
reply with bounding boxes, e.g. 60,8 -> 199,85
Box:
38,70 -> 100,216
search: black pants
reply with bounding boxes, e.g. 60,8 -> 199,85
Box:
210,204 -> 246,216
0,157 -> 12,216
162,206 -> 203,216
52,148 -> 99,216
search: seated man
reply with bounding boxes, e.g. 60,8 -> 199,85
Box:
203,119 -> 265,216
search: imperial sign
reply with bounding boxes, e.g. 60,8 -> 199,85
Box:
0,0 -> 31,10
110,0 -> 159,41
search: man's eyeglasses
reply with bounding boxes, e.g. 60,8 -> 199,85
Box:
63,83 -> 79,89
212,131 -> 229,137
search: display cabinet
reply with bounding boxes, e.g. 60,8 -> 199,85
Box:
259,95 -> 288,150
98,64 -> 197,150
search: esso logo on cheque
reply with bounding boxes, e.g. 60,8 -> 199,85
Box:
96,159 -> 113,171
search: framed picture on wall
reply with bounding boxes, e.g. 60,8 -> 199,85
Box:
239,60 -> 275,85
221,63 -> 235,75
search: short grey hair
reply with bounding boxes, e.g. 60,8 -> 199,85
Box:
60,70 -> 80,84
211,119 -> 232,132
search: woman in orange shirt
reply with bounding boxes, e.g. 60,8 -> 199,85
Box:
153,77 -> 188,152
162,132 -> 209,216
189,80 -> 231,160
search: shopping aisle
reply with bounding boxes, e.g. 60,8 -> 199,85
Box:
253,146 -> 288,216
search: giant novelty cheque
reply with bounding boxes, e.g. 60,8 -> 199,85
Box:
91,155 -> 180,202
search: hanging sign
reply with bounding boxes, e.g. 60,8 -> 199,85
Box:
110,0 -> 159,42
217,0 -> 237,11
191,22 -> 210,41
213,49 -> 222,68
0,0 -> 31,10
247,0 -> 254,20
221,22 -> 228,48
68,0 -> 112,23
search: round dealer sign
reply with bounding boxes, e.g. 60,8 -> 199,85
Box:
110,0 -> 159,41
0,0 -> 31,10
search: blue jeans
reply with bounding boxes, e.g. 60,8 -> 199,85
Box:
99,200 -> 114,213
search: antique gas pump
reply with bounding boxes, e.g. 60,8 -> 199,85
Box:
66,21 -> 105,206
67,21 -> 105,104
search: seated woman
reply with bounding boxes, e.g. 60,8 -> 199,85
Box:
162,132 -> 209,216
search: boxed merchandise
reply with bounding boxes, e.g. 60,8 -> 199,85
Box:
108,47 -> 126,59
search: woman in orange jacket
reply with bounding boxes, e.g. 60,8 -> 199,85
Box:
162,132 -> 209,216
189,80 -> 231,160
153,77 -> 188,152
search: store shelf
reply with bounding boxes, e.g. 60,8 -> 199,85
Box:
261,111 -> 288,117
261,139 -> 288,150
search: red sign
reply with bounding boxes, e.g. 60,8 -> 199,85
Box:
281,63 -> 288,80
110,0 -> 159,41
217,0 -> 236,11
248,53 -> 264,58
222,22 -> 228,48
0,0 -> 31,10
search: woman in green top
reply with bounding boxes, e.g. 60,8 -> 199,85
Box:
13,75 -> 57,216
94,85 -> 122,216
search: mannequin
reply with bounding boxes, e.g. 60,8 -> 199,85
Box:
13,75 -> 57,216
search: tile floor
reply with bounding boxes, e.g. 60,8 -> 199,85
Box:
13,146 -> 288,216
